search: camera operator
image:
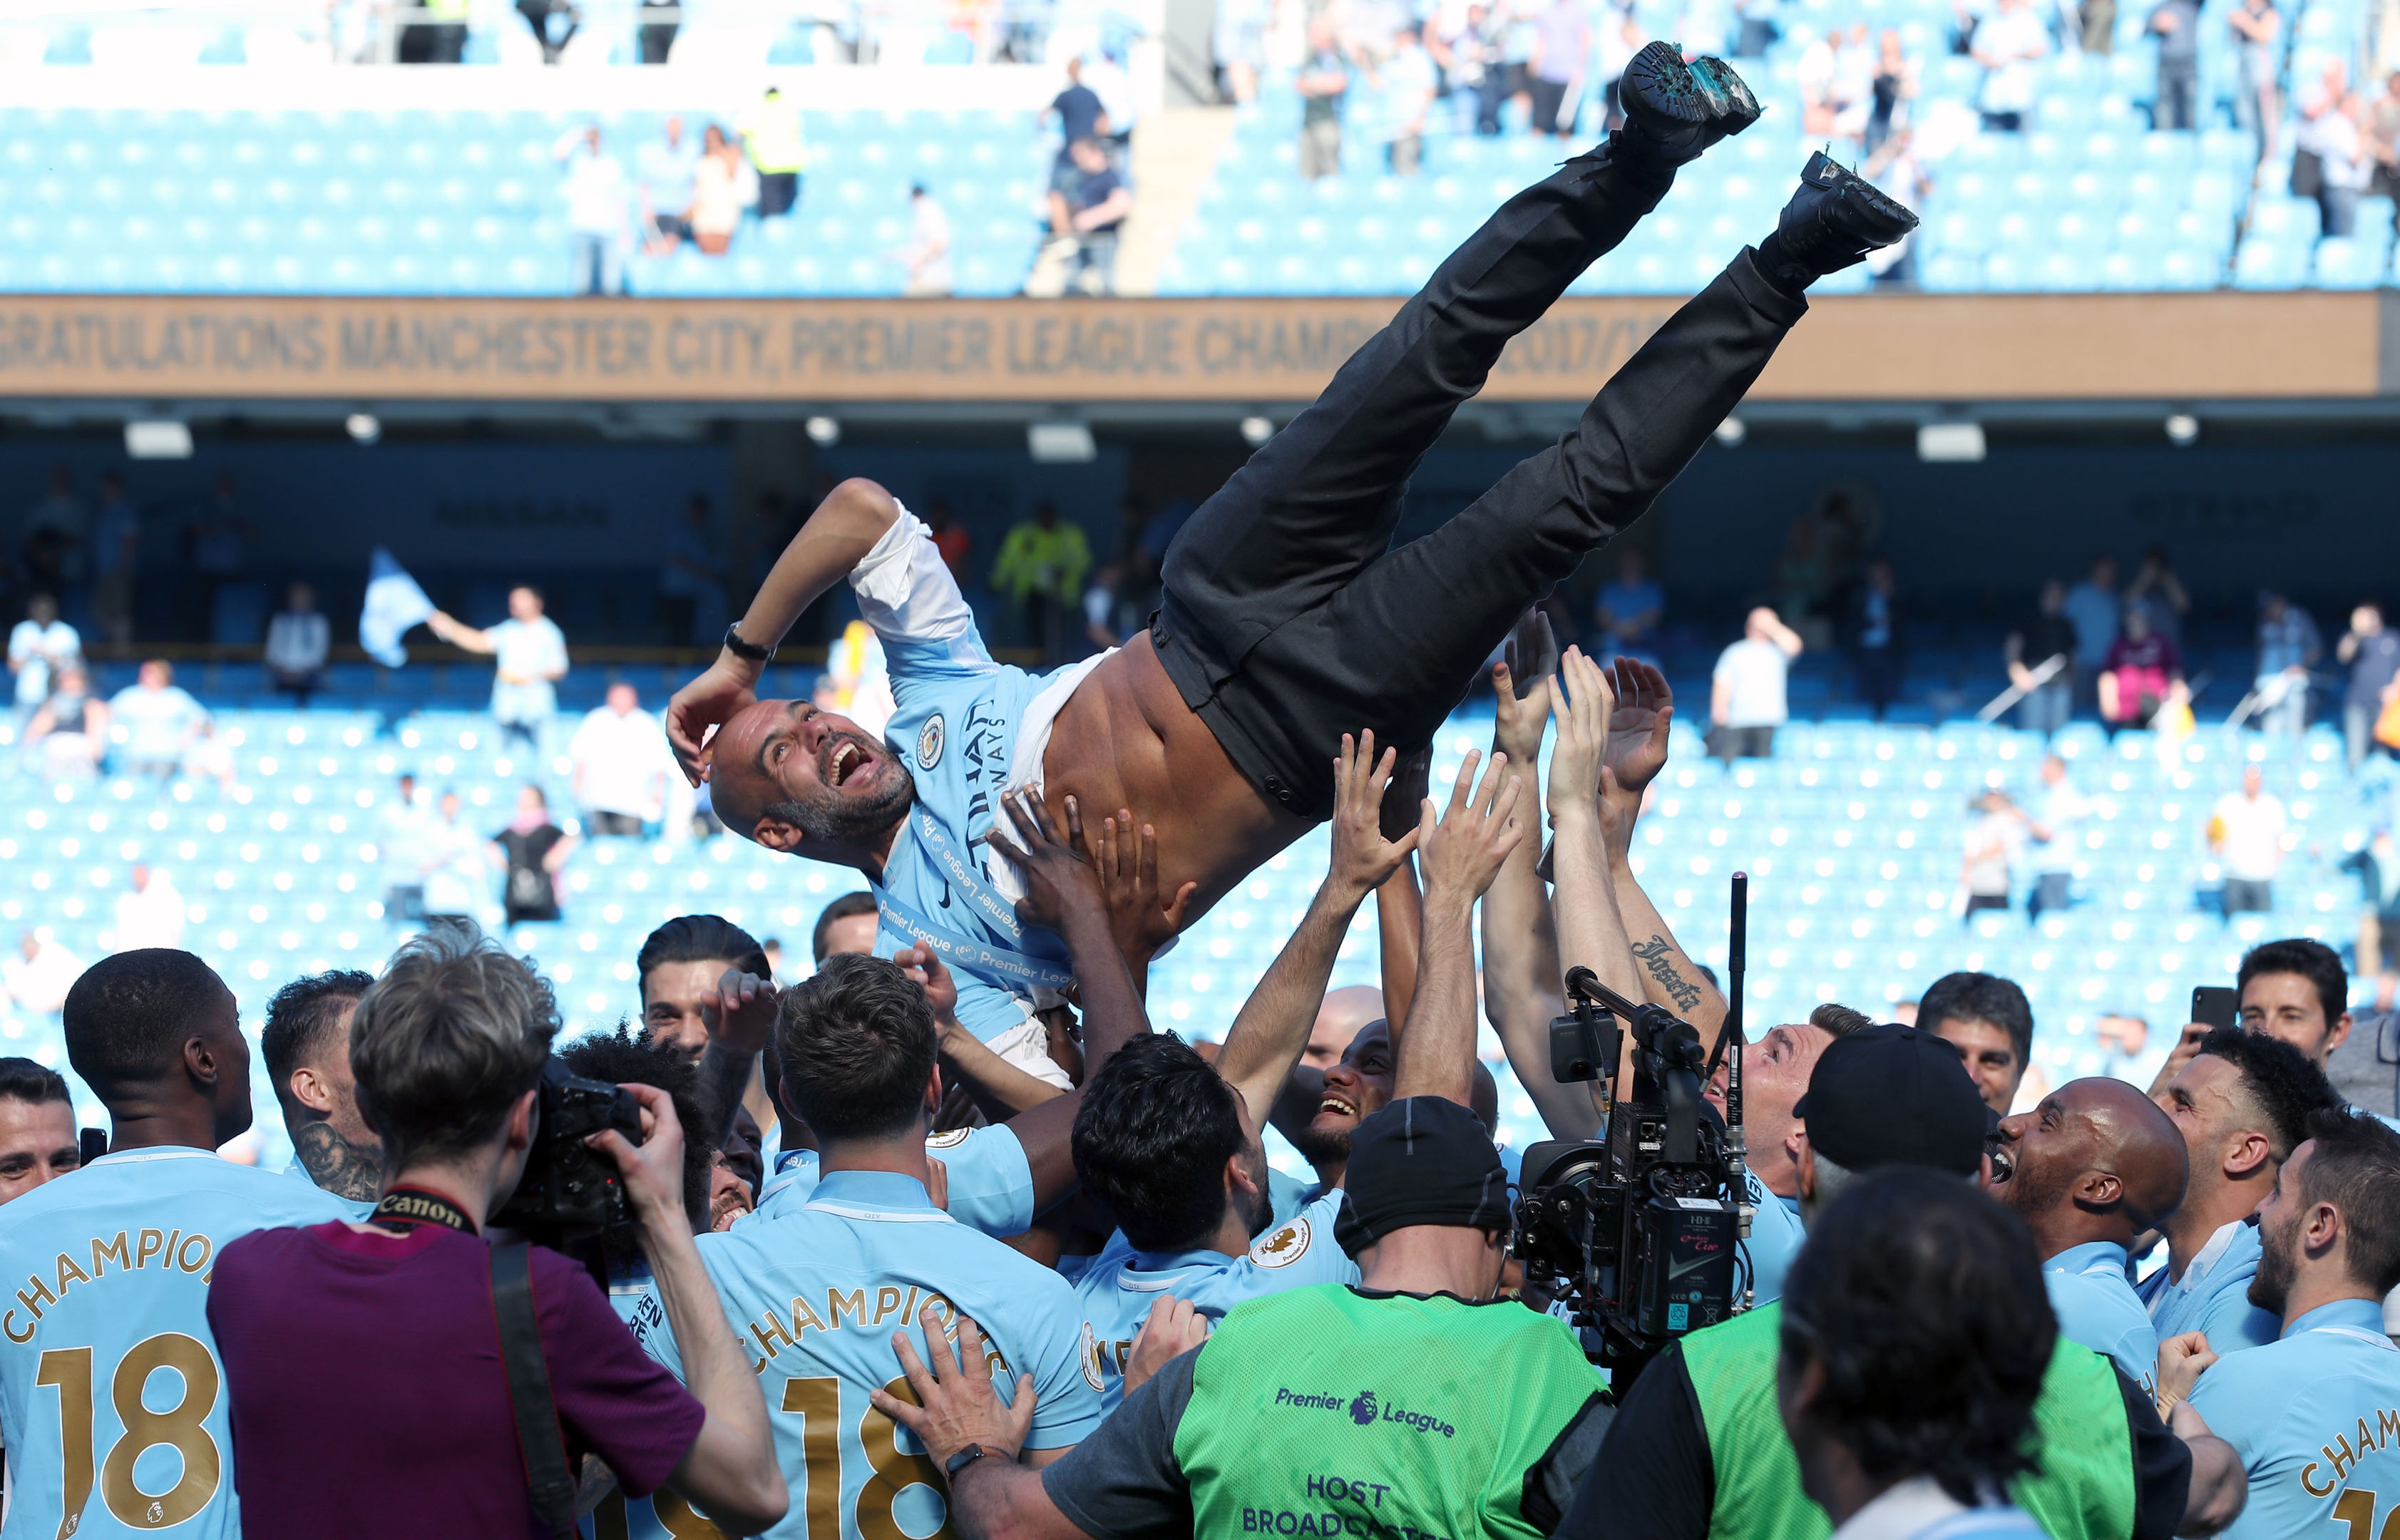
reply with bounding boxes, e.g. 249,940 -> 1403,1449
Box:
2145,1029 -> 2340,1359
876,749 -> 1616,1540
0,950 -> 352,1540
206,922 -> 786,1538
1777,1169 -> 2062,1538
260,967 -> 379,1211
2179,1108 -> 2400,1539
1559,1025 -> 2247,1540
1990,1077 -> 2190,1392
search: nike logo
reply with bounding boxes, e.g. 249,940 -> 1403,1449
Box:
1668,1253 -> 1716,1280
938,883 -> 952,910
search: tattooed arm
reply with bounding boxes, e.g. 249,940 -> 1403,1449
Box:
292,1120 -> 384,1203
1599,659 -> 1730,1054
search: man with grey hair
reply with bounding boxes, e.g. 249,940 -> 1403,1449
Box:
207,921 -> 787,1536
1555,1025 -> 2248,1540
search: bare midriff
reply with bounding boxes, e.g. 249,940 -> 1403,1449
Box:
1035,630 -> 1312,928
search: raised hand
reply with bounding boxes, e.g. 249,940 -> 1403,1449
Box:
1602,656 -> 1674,795
985,791 -> 1104,932
1092,808 -> 1198,963
666,656 -> 761,787
2154,1330 -> 2217,1411
1544,647 -> 1616,822
1417,748 -> 1524,910
1330,730 -> 1425,904
891,945 -> 962,1025
713,967 -> 781,1057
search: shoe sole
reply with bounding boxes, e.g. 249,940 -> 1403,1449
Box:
1621,41 -> 1713,125
1688,57 -> 1761,134
1802,150 -> 1921,234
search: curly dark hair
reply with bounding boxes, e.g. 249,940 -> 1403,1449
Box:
2193,1026 -> 2341,1160
1778,1167 -> 2053,1507
559,1022 -> 714,1242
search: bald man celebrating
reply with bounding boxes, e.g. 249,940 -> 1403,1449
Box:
662,50 -> 1912,1077
1990,1077 -> 2192,1394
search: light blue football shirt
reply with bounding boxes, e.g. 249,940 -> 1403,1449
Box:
1073,1186 -> 1358,1410
637,1169 -> 1104,1540
2044,1239 -> 2160,1394
2188,1295 -> 2400,1540
1266,1166 -> 1319,1230
745,1124 -> 1035,1238
846,508 -> 1092,1043
2135,1217 -> 2281,1357
1743,1175 -> 1805,1307
0,1146 -> 352,1540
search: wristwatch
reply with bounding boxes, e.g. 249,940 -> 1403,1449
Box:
945,1444 -> 993,1481
722,624 -> 776,664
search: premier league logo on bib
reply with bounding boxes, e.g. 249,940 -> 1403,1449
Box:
917,714 -> 945,771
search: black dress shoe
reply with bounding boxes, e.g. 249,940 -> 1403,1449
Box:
1616,41 -> 1761,169
1768,150 -> 1920,277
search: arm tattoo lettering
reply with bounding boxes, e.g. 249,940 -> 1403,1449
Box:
293,1121 -> 384,1203
1629,936 -> 1704,1013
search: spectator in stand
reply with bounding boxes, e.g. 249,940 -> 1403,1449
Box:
2148,0 -> 2203,130
426,585 -> 568,754
689,125 -> 744,256
1865,26 -> 1918,155
2228,0 -> 2282,153
993,501 -> 1092,664
1062,138 -> 1132,294
89,470 -> 138,646
2130,547 -> 2190,653
1215,0 -> 1270,102
2338,602 -> 2400,770
376,772 -> 432,924
553,125 -> 630,297
1710,605 -> 1804,763
2313,91 -> 2373,237
19,464 -> 84,610
110,657 -> 207,778
660,493 -> 722,646
1973,0 -> 2049,131
894,183 -> 955,296
2252,590 -> 2321,737
1962,788 -> 2024,920
421,790 -> 489,925
926,499 -> 973,583
1298,19 -> 1353,180
637,115 -> 701,255
1864,130 -> 1931,282
1524,0 -> 1589,139
2026,754 -> 2090,924
1922,970 -> 2036,1114
1850,555 -> 1900,720
1047,56 -> 1110,201
2339,828 -> 2400,1012
265,582 -> 330,705
0,1059 -> 77,1204
570,681 -> 673,836
2098,603 -> 2182,733
1084,48 -> 1141,155
492,784 -> 574,927
2294,58 -> 2351,219
738,86 -> 806,218
21,664 -> 105,781
2006,578 -> 2078,737
7,593 -> 79,719
1592,1 -> 1644,132
2211,764 -> 2289,915
2370,70 -> 2400,196
2063,554 -> 2121,707
188,471 -> 251,640
3,930 -> 81,1024
1373,24 -> 1440,174
1593,549 -> 1664,659
114,863 -> 188,952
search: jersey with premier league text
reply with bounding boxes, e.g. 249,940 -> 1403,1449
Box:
637,1170 -> 1104,1540
2188,1296 -> 2400,1540
2043,1241 -> 2158,1395
0,1148 -> 351,1540
1074,1187 -> 1356,1410
744,1124 -> 1035,1236
847,508 -> 1096,1042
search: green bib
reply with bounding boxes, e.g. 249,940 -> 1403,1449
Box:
1171,1285 -> 1599,1540
1681,1301 -> 2138,1540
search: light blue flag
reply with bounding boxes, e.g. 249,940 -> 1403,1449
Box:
359,547 -> 434,667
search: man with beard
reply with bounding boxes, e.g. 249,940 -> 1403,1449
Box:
2183,1107 -> 2400,1539
261,968 -> 381,1214
2144,1027 -> 2340,1357
1066,734 -> 1419,1407
1990,1077 -> 2191,1392
666,46 -> 1914,1091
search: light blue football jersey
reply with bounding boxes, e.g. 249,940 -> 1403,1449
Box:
1073,1186 -> 1358,1410
2136,1218 -> 2281,1357
585,1261 -> 705,1540
1266,1166 -> 1318,1230
2188,1296 -> 2400,1540
846,508 -> 1089,1044
1743,1176 -> 1805,1307
637,1169 -> 1104,1540
746,1125 -> 1034,1238
0,1146 -> 352,1540
2043,1240 -> 2160,1394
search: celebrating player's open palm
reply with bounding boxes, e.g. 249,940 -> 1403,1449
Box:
1329,729 -> 1422,901
1545,647 -> 1616,821
1417,748 -> 1522,908
1602,656 -> 1673,794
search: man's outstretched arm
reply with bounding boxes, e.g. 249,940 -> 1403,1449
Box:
1596,661 -> 1729,1052
667,478 -> 902,779
1217,732 -> 1420,1136
1395,749 -> 1523,1107
1544,650 -> 1652,1086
